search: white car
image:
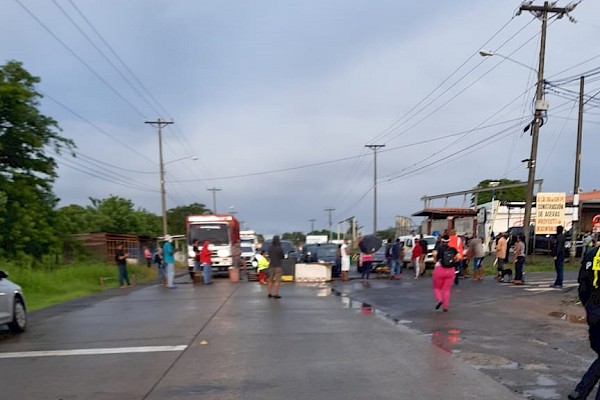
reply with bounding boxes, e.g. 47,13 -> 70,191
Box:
0,270 -> 27,333
398,235 -> 438,267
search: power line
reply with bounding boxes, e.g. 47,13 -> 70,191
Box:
66,0 -> 173,119
15,0 -> 148,119
368,15 -> 523,145
41,91 -> 155,164
51,0 -> 164,118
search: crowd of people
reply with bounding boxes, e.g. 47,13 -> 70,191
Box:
118,229 -> 600,399
349,225 -> 582,313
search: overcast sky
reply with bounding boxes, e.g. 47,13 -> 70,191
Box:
3,0 -> 600,237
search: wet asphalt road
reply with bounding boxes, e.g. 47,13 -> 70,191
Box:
332,268 -> 591,400
0,267 -> 591,400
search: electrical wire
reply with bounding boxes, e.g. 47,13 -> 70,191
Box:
368,15 -> 524,145
66,0 -> 172,119
14,0 -> 148,119
41,91 -> 155,165
51,0 -> 165,119
383,120 -> 524,183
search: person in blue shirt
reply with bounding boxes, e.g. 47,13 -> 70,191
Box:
163,235 -> 177,289
389,238 -> 403,279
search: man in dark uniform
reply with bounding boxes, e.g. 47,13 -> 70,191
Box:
569,244 -> 600,400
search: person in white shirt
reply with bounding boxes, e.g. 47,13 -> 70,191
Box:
340,239 -> 351,281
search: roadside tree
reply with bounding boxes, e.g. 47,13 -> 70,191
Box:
0,60 -> 75,259
472,179 -> 526,206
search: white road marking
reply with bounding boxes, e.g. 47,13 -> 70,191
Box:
0,345 -> 188,359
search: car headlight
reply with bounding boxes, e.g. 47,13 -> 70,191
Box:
217,248 -> 231,258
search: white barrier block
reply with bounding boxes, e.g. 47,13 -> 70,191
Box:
294,263 -> 332,282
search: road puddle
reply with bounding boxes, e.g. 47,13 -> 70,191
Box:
337,293 -> 464,353
547,311 -> 586,323
432,329 -> 462,353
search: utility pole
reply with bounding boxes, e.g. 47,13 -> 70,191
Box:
518,1 -> 576,248
570,75 -> 585,262
207,188 -> 221,214
145,118 -> 174,237
324,208 -> 335,241
365,144 -> 385,234
308,219 -> 316,234
352,217 -> 357,249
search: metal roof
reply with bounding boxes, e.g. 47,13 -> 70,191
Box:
412,207 -> 478,219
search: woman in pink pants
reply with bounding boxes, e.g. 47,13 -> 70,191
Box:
432,236 -> 458,312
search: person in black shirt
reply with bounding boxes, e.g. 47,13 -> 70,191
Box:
551,225 -> 567,288
419,235 -> 428,277
267,235 -> 284,299
115,243 -> 131,288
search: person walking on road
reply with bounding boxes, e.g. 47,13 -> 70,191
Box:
389,238 -> 403,279
468,236 -> 485,281
411,239 -> 423,279
432,235 -> 458,312
495,232 -> 508,282
154,247 -> 166,285
568,244 -> 600,400
418,235 -> 428,277
191,239 -> 201,281
200,240 -> 212,285
512,235 -> 526,285
340,238 -> 351,281
448,229 -> 464,284
115,242 -> 132,288
144,246 -> 152,268
163,235 -> 177,289
551,225 -> 566,288
267,235 -> 284,299
360,251 -> 374,281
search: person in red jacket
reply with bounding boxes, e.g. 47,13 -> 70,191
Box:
200,241 -> 212,285
412,240 -> 423,279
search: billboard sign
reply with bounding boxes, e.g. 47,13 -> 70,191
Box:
535,192 -> 565,235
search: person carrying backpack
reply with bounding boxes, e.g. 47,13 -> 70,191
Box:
432,235 -> 458,312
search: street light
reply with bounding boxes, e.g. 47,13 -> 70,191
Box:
480,20 -> 549,250
164,156 -> 198,165
479,50 -> 537,74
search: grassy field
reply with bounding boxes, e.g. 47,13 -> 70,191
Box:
478,253 -> 580,274
0,262 -> 158,311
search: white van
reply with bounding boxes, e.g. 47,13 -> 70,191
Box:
398,235 -> 437,268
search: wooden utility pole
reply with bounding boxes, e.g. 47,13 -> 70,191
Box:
570,76 -> 585,262
518,1 -> 577,248
365,144 -> 385,234
324,208 -> 335,241
145,118 -> 174,237
308,219 -> 316,234
207,188 -> 221,214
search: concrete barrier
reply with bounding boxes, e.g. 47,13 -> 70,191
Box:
294,263 -> 332,282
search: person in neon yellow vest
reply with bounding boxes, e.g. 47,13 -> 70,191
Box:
569,244 -> 600,399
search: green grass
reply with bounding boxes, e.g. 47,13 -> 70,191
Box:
0,262 -> 157,311
479,253 -> 580,274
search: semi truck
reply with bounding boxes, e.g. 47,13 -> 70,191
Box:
186,214 -> 241,274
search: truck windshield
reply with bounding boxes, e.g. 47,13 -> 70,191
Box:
188,223 -> 229,246
240,244 -> 253,253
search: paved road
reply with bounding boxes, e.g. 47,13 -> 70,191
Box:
332,269 -> 592,400
0,275 -> 526,400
